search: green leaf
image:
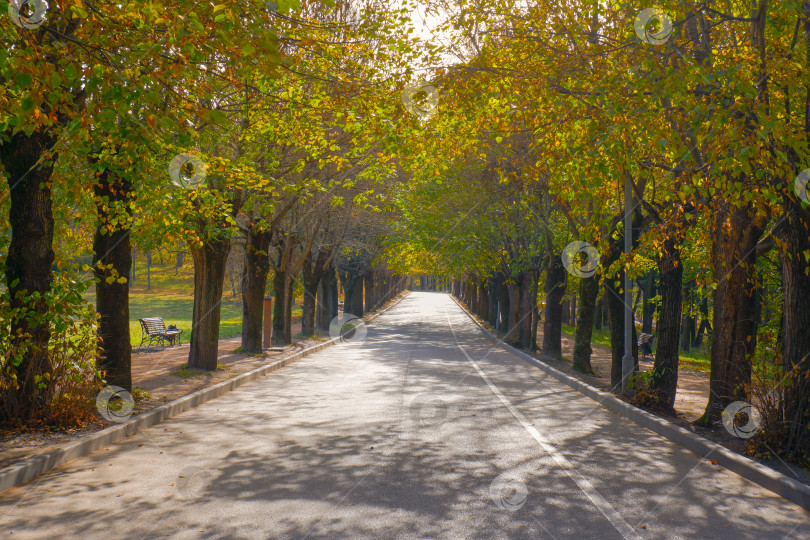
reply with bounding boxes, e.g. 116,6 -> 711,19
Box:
200,108 -> 228,126
276,0 -> 301,14
21,96 -> 35,112
14,72 -> 33,89
64,63 -> 78,82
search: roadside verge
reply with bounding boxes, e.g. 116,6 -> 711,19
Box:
450,294 -> 810,511
0,291 -> 408,494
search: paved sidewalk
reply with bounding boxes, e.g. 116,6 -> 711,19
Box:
0,326 -> 320,471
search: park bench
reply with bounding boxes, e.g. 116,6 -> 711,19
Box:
638,332 -> 654,360
138,317 -> 183,348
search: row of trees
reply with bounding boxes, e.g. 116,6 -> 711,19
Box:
388,0 -> 809,464
1,0 -> 423,424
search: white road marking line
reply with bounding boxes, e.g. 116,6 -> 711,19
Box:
446,308 -> 643,540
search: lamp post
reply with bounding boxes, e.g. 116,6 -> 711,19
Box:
621,173 -> 634,393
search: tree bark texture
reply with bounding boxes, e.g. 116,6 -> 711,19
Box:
188,238 -> 230,370
542,256 -> 566,359
93,168 -> 133,389
650,238 -> 683,410
573,273 -> 599,374
1,130 -> 57,421
241,226 -> 272,353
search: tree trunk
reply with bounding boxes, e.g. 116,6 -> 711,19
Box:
478,279 -> 489,319
772,7 -> 810,455
694,296 -> 711,347
350,275 -> 364,317
131,249 -> 136,284
466,278 -> 475,306
364,270 -> 376,312
519,269 -> 537,350
606,267 -> 639,388
317,262 -> 336,332
650,238 -> 683,410
497,276 -> 510,332
285,275 -> 294,344
188,238 -> 230,370
487,277 -> 499,327
573,274 -> 599,374
699,204 -> 764,425
302,251 -> 327,337
271,266 -> 291,346
506,278 -> 521,343
92,169 -> 133,390
778,184 -> 810,457
593,296 -> 604,330
240,227 -> 271,353
341,272 -> 353,314
680,280 -> 695,352
330,269 -> 339,318
316,272 -> 330,332
301,259 -> 317,338
774,4 -> 810,457
680,314 -> 694,351
568,297 -> 575,325
1,130 -> 57,422
562,297 -> 571,326
469,277 -> 478,312
542,256 -> 566,359
146,251 -> 152,291
641,271 -> 656,334
342,272 -> 364,317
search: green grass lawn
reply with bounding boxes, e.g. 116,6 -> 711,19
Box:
84,260 -> 302,347
561,323 -> 711,373
86,288 -> 244,346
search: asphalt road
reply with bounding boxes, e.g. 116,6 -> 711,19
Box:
2,292 -> 809,539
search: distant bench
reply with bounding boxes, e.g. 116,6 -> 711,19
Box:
138,317 -> 183,348
638,332 -> 654,360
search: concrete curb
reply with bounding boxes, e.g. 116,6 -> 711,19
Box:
0,291 -> 409,495
451,295 -> 810,511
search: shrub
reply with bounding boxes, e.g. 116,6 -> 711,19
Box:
747,358 -> 809,468
0,269 -> 102,428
